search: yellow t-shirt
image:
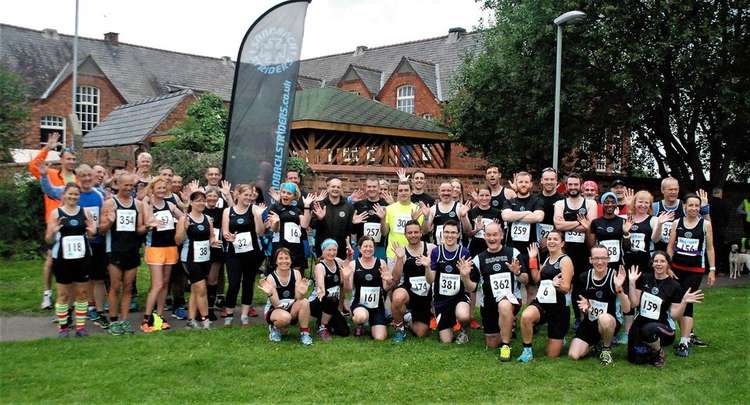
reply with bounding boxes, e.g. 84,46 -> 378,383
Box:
385,202 -> 423,258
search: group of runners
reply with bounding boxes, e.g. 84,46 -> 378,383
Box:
31,132 -> 717,368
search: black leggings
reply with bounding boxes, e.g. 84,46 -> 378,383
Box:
628,321 -> 676,363
673,269 -> 702,317
225,253 -> 261,308
310,297 -> 350,337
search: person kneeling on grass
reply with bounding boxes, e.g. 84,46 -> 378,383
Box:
568,246 -> 630,365
259,248 -> 313,346
345,236 -> 393,340
627,252 -> 704,368
518,231 -> 574,363
310,239 -> 352,341
46,183 -> 97,338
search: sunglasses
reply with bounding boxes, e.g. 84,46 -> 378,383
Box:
542,167 -> 557,174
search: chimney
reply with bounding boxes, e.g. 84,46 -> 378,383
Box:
41,28 -> 59,40
353,45 -> 368,56
104,32 -> 119,46
221,56 -> 233,65
446,27 -> 466,43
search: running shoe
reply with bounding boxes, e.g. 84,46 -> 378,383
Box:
93,314 -> 110,329
429,317 -> 437,331
224,315 -> 234,327
215,294 -> 226,309
599,348 -> 613,366
240,315 -> 251,327
300,332 -> 313,346
121,320 -> 134,334
75,328 -> 89,338
108,321 -> 124,336
452,322 -> 462,333
403,312 -> 413,327
674,343 -> 689,357
392,328 -> 408,343
268,325 -> 282,342
185,320 -> 201,330
689,333 -> 708,347
499,345 -> 512,362
470,319 -> 482,330
455,329 -> 469,345
517,347 -> 534,363
653,348 -> 666,368
354,326 -> 365,337
58,328 -> 70,338
202,319 -> 212,330
248,307 -> 258,317
41,292 -> 53,310
317,325 -> 332,341
172,307 -> 188,320
87,308 -> 100,321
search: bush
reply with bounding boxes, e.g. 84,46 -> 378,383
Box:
0,172 -> 45,259
150,146 -> 223,183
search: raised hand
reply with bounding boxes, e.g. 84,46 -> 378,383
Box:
395,168 -> 409,182
268,187 -> 280,203
622,188 -> 635,208
381,190 -> 394,205
352,211 -> 369,225
350,189 -> 365,203
266,211 -> 280,229
527,242 -> 539,259
314,190 -> 328,202
576,295 -> 590,313
577,213 -> 591,230
302,193 -> 315,207
623,215 -> 634,234
508,175 -> 517,192
312,201 -> 327,220
45,132 -> 61,151
258,277 -> 275,296
411,206 -> 423,220
696,189 -> 709,207
459,200 -> 472,218
416,254 -> 431,269
628,265 -> 640,284
657,211 -> 674,224
507,258 -> 521,275
380,266 -> 393,285
372,203 -> 386,219
469,188 -> 479,203
614,266 -> 626,289
256,202 -> 267,212
473,215 -> 484,230
346,244 -> 355,260
682,287 -> 704,304
221,180 -> 232,196
457,257 -> 472,277
389,241 -> 406,260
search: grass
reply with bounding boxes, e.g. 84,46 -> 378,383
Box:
1,259 -> 749,403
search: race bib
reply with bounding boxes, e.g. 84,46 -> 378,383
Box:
588,299 -> 608,321
394,215 -> 411,234
233,231 -> 254,253
359,286 -> 380,309
537,223 -> 553,243
565,231 -> 585,243
116,209 -> 136,232
278,298 -> 294,310
283,222 -> 301,244
438,273 -> 460,296
601,239 -> 621,263
660,222 -> 672,242
326,285 -> 340,299
193,240 -> 210,262
62,235 -> 85,259
154,210 -> 174,231
639,292 -> 663,320
630,233 -> 646,252
363,222 -> 381,243
409,276 -> 429,297
489,272 -> 512,302
435,225 -> 444,244
84,207 -> 100,227
511,221 -> 531,242
536,279 -> 557,304
676,237 -> 700,256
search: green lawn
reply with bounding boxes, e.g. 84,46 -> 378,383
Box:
1,260 -> 749,403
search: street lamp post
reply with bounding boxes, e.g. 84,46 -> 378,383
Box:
552,10 -> 586,170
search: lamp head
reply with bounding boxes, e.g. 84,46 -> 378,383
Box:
554,11 -> 586,26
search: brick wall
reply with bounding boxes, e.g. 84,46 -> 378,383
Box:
151,95 -> 193,135
25,74 -> 125,148
337,80 -> 373,99
378,72 -> 441,118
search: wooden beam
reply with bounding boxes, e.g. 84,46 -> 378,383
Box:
309,164 -> 484,177
308,131 -> 317,164
291,120 -> 450,141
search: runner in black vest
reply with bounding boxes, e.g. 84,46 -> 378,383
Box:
502,171 -> 544,268
204,187 -> 226,321
466,186 -> 502,257
346,236 -> 392,340
537,168 -> 563,261
352,177 -> 388,259
568,246 -> 630,366
268,183 -> 314,273
310,239 -> 352,339
625,190 -> 661,273
390,220 -> 436,342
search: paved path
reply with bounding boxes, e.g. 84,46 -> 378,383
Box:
2,275 -> 748,342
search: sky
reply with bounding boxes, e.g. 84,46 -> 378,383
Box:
1,0 -> 493,59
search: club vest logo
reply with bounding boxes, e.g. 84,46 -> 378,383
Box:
685,231 -> 693,238
339,211 -> 346,218
247,27 -> 299,75
449,212 -> 456,218
492,263 -> 502,271
578,208 -> 587,215
365,274 -> 373,281
596,291 -> 603,299
606,226 -> 614,233
444,265 -> 454,273
492,200 -> 499,207
632,225 -> 639,231
651,287 -> 659,295
333,275 -> 339,283
237,218 -> 245,224
69,219 -> 79,226
197,224 -> 205,231
282,290 -> 291,298
554,261 -> 560,269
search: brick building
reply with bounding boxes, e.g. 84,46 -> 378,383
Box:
1,23 -> 488,192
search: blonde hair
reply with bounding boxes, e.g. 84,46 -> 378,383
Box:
630,190 -> 654,215
146,176 -> 169,196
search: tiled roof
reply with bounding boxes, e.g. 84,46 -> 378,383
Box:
297,75 -> 324,89
402,57 -> 439,99
299,31 -> 480,101
0,24 -> 234,102
294,87 -> 447,134
82,90 -> 193,148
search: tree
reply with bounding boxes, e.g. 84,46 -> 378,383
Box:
0,66 -> 31,162
445,0 -> 749,187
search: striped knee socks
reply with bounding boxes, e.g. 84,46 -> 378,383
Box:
55,303 -> 69,330
74,301 -> 87,331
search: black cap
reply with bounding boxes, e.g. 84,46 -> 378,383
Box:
611,178 -> 626,187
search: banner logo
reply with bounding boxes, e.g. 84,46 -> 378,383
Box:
247,27 -> 299,75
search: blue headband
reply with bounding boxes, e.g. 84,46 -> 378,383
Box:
600,192 -> 619,205
321,239 -> 338,251
281,183 -> 297,194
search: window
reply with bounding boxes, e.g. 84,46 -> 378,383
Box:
348,90 -> 360,96
421,113 -> 433,121
595,158 -> 607,172
75,86 -> 99,134
40,115 -> 65,147
396,85 -> 415,114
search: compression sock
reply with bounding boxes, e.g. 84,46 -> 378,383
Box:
55,303 -> 69,329
74,301 -> 87,330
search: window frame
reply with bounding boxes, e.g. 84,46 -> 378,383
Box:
396,85 -> 415,114
40,115 -> 66,147
75,85 -> 100,134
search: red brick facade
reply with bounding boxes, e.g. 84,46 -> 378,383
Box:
337,80 -> 372,99
378,72 -> 441,118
